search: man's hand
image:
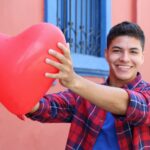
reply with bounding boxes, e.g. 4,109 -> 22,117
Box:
45,42 -> 79,89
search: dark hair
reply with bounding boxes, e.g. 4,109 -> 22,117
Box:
107,21 -> 145,50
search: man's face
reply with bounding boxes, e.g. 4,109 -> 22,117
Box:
105,36 -> 144,86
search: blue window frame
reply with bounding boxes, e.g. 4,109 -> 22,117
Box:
44,0 -> 111,77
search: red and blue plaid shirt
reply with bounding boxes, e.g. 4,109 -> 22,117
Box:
27,73 -> 150,150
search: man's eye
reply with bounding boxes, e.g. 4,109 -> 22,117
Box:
131,50 -> 138,54
113,49 -> 120,52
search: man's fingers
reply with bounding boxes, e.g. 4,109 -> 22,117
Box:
48,49 -> 67,64
45,58 -> 63,70
45,72 -> 60,79
57,42 -> 71,60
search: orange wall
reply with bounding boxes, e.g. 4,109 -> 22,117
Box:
111,0 -> 137,25
0,0 -> 43,35
1,1 -> 150,150
136,0 -> 150,82
0,107 -> 70,150
112,0 -> 150,82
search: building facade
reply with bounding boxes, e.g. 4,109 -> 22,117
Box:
0,0 -> 150,149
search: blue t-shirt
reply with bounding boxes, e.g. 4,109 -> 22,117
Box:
93,112 -> 120,150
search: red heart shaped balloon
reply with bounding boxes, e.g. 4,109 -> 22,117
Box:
0,23 -> 66,115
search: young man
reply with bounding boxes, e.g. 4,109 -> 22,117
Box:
27,21 -> 150,150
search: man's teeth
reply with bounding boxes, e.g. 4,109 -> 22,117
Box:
117,65 -> 131,69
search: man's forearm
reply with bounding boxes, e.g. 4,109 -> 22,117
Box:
68,75 -> 129,115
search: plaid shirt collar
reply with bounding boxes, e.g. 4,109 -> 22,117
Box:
105,72 -> 142,89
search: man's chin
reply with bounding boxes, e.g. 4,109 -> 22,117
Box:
116,75 -> 133,82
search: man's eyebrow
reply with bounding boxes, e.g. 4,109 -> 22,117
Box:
112,46 -> 122,49
112,46 -> 140,50
130,47 -> 139,50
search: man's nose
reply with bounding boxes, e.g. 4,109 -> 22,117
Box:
119,52 -> 130,62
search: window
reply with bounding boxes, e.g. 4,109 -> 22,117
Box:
44,0 -> 111,77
